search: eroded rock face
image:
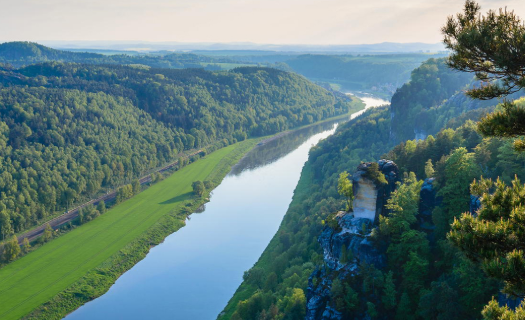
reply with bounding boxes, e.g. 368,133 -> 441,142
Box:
307,214 -> 380,320
306,160 -> 398,319
352,178 -> 377,221
352,160 -> 399,222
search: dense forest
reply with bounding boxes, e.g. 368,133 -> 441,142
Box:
0,60 -> 356,242
220,53 -> 525,319
0,42 -> 449,97
389,58 -> 523,143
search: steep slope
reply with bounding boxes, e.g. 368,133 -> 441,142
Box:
219,58 -> 524,320
284,54 -> 447,95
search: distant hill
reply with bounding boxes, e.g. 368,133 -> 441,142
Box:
41,40 -> 446,53
0,42 -> 244,69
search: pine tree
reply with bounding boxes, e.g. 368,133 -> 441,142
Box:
382,271 -> 397,311
443,0 -> 525,151
449,177 -> 525,297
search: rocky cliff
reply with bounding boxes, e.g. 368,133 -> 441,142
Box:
306,160 -> 399,320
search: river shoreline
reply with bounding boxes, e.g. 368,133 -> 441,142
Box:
13,105 -> 364,320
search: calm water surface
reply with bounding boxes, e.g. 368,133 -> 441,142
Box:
65,95 -> 388,320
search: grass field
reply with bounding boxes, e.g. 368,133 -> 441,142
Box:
0,141 -> 254,320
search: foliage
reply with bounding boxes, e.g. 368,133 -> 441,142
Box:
192,181 -> 205,197
337,171 -> 353,211
363,162 -> 388,185
0,60 -> 351,237
424,159 -> 435,178
0,42 -> 245,70
443,2 -> 525,317
442,1 -> 525,100
2,235 -> 20,262
380,173 -> 422,239
449,177 -> 525,297
0,141 -> 255,320
284,53 -> 447,94
390,58 -> 473,142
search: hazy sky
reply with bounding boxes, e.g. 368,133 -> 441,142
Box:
1,0 -> 524,44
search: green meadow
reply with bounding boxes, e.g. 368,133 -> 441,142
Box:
0,141 -> 255,320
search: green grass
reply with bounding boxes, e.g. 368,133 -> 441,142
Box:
0,142 -> 254,320
218,163 -> 315,319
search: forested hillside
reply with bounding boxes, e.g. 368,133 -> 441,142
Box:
0,61 -> 355,241
0,42 -> 242,70
220,56 -> 524,319
283,54 -> 447,95
389,58 -> 523,143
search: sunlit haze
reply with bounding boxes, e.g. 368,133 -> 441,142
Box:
1,0 -> 524,45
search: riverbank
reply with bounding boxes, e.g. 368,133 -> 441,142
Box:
217,162 -> 315,319
217,94 -> 389,319
0,102 -> 365,320
0,141 -> 256,320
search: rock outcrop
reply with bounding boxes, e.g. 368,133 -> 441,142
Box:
352,160 -> 399,222
306,160 -> 399,320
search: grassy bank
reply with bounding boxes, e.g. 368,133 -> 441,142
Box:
218,163 -> 315,319
0,98 -> 365,320
0,140 -> 257,320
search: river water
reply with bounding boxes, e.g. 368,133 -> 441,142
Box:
65,94 -> 388,320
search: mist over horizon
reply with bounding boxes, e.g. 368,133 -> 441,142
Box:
2,0 -> 524,46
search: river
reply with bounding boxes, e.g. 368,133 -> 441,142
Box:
65,94 -> 389,320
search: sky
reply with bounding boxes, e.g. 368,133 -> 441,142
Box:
1,0 -> 524,45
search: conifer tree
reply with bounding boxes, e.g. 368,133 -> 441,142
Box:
443,2 -> 525,318
443,0 -> 525,151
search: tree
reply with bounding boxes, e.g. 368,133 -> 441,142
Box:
424,159 -> 434,178
435,147 -> 480,238
243,267 -> 265,289
382,271 -> 397,311
3,235 -> 20,262
97,200 -> 106,214
443,0 -> 525,151
192,181 -> 205,197
381,172 -> 422,238
22,237 -> 31,253
396,292 -> 416,320
43,223 -> 53,242
0,211 -> 13,240
132,179 -> 141,195
367,302 -> 378,319
402,251 -> 429,298
337,171 -> 354,211
203,180 -> 213,189
449,177 -> 525,297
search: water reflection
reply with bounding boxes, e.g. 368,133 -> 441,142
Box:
230,120 -> 341,175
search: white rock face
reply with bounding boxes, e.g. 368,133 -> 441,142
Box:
352,177 -> 377,221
